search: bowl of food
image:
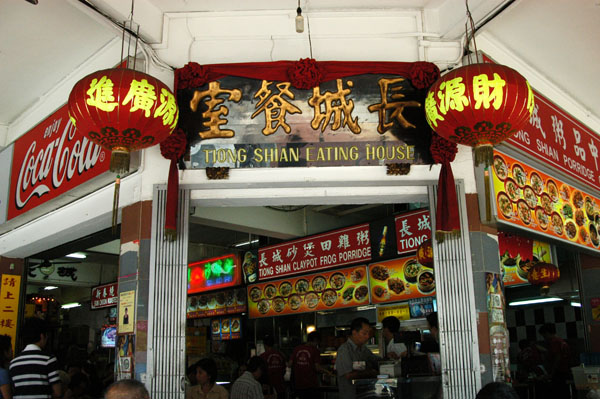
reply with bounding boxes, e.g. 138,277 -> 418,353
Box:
342,286 -> 356,303
517,200 -> 532,225
304,292 -> 319,308
330,273 -> 346,290
565,220 -> 577,240
401,260 -> 420,283
579,226 -> 590,244
522,185 -> 538,209
354,286 -> 369,302
370,265 -> 390,281
497,192 -> 513,218
534,206 -> 549,230
264,284 -> 277,299
551,212 -> 564,236
257,299 -> 270,314
512,164 -> 527,187
546,179 -> 559,202
560,184 -> 571,202
504,178 -> 521,202
417,270 -> 435,294
279,282 -> 292,297
492,155 -> 508,180
540,193 -> 553,215
585,197 -> 596,220
311,276 -> 327,292
516,258 -> 536,280
288,294 -> 302,310
572,190 -> 584,209
249,287 -> 262,303
272,297 -> 286,313
321,289 -> 338,306
295,279 -> 309,294
590,224 -> 600,247
372,286 -> 388,300
387,278 -> 405,295
529,172 -> 544,195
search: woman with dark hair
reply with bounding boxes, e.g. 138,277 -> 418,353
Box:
186,358 -> 228,399
0,335 -> 12,399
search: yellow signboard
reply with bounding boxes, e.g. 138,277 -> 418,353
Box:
377,303 -> 410,322
0,274 -> 21,353
118,290 -> 135,334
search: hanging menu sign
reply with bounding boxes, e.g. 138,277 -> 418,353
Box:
91,282 -> 118,309
248,265 -> 369,318
394,209 -> 431,254
258,224 -> 371,280
187,287 -> 247,319
482,53 -> 600,191
368,256 -> 435,304
492,150 -> 600,251
498,232 -> 552,287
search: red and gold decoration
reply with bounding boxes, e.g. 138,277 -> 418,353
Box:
416,239 -> 434,268
527,262 -> 560,295
159,128 -> 187,240
430,132 -> 459,240
68,67 -> 179,228
425,63 -> 534,166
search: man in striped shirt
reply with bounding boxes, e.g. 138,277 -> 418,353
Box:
9,317 -> 62,399
231,356 -> 274,399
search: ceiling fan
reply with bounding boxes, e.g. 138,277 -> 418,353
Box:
28,259 -> 81,279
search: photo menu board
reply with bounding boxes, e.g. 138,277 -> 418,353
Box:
498,232 -> 552,287
211,316 -> 242,340
368,255 -> 435,304
247,265 -> 369,318
492,150 -> 600,251
187,288 -> 247,319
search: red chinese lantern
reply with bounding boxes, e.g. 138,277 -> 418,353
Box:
527,262 -> 560,295
425,63 -> 534,166
68,68 -> 179,227
416,239 -> 434,268
68,68 -> 179,173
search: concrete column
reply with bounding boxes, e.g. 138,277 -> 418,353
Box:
465,193 -> 501,386
117,200 -> 153,381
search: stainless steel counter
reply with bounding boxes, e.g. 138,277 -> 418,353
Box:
351,376 -> 441,399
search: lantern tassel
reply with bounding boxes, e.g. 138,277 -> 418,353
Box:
473,144 -> 494,167
110,147 -> 131,175
112,175 -> 120,234
435,161 -> 461,243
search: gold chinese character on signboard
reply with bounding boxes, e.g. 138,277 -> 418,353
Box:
251,81 -> 301,136
122,79 -> 157,117
473,72 -> 506,110
308,79 -> 361,134
86,76 -> 118,112
154,88 -> 179,129
437,77 -> 469,115
368,77 -> 421,134
189,81 -> 242,139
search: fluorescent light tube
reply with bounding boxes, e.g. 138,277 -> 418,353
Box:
66,253 -> 86,259
570,302 -> 581,307
508,297 -> 563,307
234,239 -> 259,247
61,302 -> 81,309
43,286 -> 58,291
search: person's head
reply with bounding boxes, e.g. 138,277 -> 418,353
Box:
246,356 -> 267,380
0,335 -> 12,366
350,317 -> 371,347
104,379 -> 149,399
263,335 -> 275,349
426,312 -> 439,338
69,372 -> 89,395
187,362 -> 199,386
22,317 -> 50,348
475,382 -> 519,399
538,323 -> 556,340
518,339 -> 530,351
196,357 -> 218,386
381,316 -> 400,341
307,331 -> 321,346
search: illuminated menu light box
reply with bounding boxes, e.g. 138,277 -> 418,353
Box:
188,254 -> 242,294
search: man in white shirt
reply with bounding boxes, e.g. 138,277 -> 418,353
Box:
381,316 -> 407,360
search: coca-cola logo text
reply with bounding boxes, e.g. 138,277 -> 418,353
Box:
8,104 -> 111,220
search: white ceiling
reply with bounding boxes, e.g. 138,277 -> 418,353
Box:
1,0 -> 599,143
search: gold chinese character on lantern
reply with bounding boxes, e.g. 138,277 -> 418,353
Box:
437,77 -> 469,115
154,88 -> 179,129
86,75 -> 118,112
189,81 -> 242,139
122,79 -> 158,117
251,80 -> 301,136
424,91 -> 445,128
473,72 -> 506,110
308,79 -> 361,134
368,77 -> 421,134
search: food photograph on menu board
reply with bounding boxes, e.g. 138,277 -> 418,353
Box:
247,266 -> 369,318
369,256 -> 435,304
492,150 -> 600,250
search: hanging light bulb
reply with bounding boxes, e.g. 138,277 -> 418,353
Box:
295,2 -> 304,33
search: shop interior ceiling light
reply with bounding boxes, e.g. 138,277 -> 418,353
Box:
234,239 -> 259,247
508,297 -> 563,307
66,252 -> 86,259
43,286 -> 58,291
570,302 -> 582,307
61,302 -> 82,309
295,0 -> 304,33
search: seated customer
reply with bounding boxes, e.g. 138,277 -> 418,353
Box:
186,358 -> 228,399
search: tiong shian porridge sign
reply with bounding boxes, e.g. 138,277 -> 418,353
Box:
177,61 -> 437,168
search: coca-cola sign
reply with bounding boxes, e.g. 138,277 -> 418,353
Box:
8,105 -> 111,220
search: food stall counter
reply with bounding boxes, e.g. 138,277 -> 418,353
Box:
351,376 -> 441,399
